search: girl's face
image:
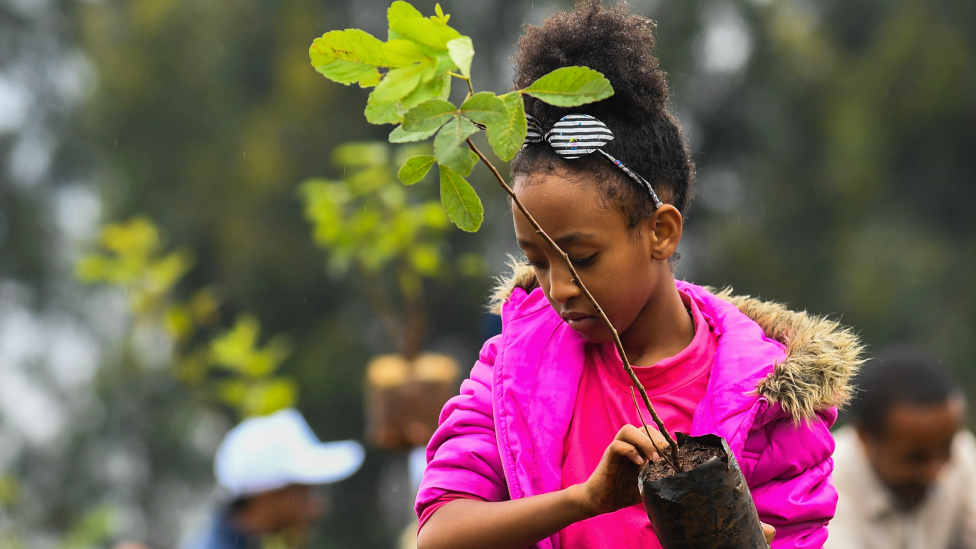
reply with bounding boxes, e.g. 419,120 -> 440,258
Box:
512,171 -> 682,343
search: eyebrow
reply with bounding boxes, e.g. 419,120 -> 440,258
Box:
517,231 -> 599,248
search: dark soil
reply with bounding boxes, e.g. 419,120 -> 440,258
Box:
642,439 -> 724,482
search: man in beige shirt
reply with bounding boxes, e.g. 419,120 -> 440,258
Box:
827,348 -> 976,549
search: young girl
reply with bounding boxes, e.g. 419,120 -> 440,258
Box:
416,2 -> 862,548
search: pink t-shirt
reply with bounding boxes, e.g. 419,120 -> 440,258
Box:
417,290 -> 717,541
558,289 -> 717,548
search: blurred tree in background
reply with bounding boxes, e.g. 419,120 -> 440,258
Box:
300,141 -> 486,360
0,0 -> 973,547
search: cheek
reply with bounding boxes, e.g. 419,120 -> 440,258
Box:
599,253 -> 657,313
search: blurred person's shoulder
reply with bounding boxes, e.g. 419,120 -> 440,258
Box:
948,429 -> 976,482
953,429 -> 976,462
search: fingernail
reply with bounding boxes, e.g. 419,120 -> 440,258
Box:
652,452 -> 660,460
637,456 -> 645,465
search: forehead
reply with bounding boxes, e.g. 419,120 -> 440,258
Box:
512,172 -> 626,241
882,398 -> 964,445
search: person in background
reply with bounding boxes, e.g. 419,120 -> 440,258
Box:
182,408 -> 365,549
827,347 -> 976,549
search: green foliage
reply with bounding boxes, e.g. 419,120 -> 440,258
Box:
0,475 -> 19,508
308,1 -> 617,233
402,99 -> 457,132
387,1 -> 461,50
389,124 -> 441,143
309,29 -> 389,87
76,218 -> 296,419
459,92 -> 507,125
398,155 -> 437,185
60,506 -> 116,549
439,165 -> 483,232
486,92 -> 528,161
447,36 -> 474,78
371,63 -> 426,103
310,1 -> 463,127
299,141 -> 481,356
434,117 -> 480,177
300,142 -> 451,276
75,217 -> 194,314
521,66 -> 615,107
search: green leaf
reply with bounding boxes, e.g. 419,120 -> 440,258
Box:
485,92 -> 527,161
310,29 -> 391,87
365,98 -> 401,125
388,1 -> 462,50
381,38 -> 430,66
432,3 -> 450,24
389,125 -> 439,143
521,66 -> 614,107
434,116 -> 480,175
398,155 -> 437,185
403,99 -> 457,132
459,91 -> 506,124
447,36 -> 474,78
399,72 -> 451,112
372,64 -> 424,103
442,145 -> 478,176
439,165 -> 483,232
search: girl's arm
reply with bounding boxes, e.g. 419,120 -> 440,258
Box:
748,410 -> 837,549
417,425 -> 667,549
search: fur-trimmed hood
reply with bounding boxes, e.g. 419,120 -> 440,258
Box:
489,261 -> 864,422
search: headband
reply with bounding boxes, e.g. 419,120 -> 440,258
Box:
522,114 -> 663,209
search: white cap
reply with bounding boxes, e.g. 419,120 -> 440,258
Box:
214,408 -> 365,498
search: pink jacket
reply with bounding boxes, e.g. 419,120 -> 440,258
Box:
417,270 -> 863,549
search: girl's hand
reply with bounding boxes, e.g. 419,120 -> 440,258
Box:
575,425 -> 671,517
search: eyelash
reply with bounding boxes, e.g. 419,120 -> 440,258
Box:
528,253 -> 597,269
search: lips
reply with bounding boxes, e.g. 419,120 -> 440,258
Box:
561,311 -> 598,331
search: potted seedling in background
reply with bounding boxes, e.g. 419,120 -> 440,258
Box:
300,142 -> 485,450
307,3 -> 768,547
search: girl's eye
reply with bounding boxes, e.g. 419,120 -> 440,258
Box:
571,253 -> 597,267
527,260 -> 548,269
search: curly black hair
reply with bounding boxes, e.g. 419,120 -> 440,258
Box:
511,0 -> 696,235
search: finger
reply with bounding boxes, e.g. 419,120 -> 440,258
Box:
643,427 -> 672,455
608,440 -> 646,466
761,522 -> 776,544
616,425 -> 665,462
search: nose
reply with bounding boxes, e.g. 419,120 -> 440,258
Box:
548,263 -> 581,304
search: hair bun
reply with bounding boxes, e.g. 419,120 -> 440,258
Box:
511,0 -> 696,237
512,0 -> 669,126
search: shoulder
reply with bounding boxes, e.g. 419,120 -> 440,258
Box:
680,281 -> 865,424
950,429 -> 976,477
489,264 -> 867,424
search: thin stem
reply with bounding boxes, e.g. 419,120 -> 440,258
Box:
448,72 -> 475,98
466,137 -> 683,473
630,387 -> 654,442
631,386 -> 681,472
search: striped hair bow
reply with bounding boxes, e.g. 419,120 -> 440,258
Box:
523,114 -> 663,209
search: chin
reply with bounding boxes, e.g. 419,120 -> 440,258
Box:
892,485 -> 930,510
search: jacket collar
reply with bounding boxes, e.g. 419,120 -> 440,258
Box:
494,262 -> 865,424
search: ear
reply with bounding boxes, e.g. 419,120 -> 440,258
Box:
644,205 -> 683,262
